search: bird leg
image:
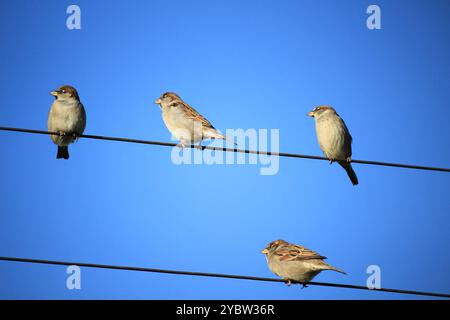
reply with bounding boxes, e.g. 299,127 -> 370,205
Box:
58,131 -> 67,137
346,157 -> 352,163
301,283 -> 309,289
328,158 -> 335,164
284,279 -> 292,286
72,132 -> 80,142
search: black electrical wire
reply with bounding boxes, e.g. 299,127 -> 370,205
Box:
1,127 -> 449,299
1,126 -> 449,172
0,256 -> 448,298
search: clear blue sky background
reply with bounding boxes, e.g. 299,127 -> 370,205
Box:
0,0 -> 449,299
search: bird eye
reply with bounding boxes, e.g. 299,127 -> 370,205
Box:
61,89 -> 66,93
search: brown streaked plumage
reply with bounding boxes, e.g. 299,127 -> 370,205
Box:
154,92 -> 235,147
161,92 -> 216,129
262,239 -> 346,286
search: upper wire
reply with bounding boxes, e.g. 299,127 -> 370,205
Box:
1,126 -> 449,172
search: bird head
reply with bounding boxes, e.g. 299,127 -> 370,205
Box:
308,105 -> 335,118
261,239 -> 288,255
50,85 -> 80,102
154,92 -> 181,108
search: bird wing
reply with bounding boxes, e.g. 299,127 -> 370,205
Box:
340,116 -> 353,155
275,244 -> 327,262
336,113 -> 353,144
76,102 -> 87,134
179,101 -> 216,129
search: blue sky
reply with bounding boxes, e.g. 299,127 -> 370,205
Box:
0,0 -> 449,299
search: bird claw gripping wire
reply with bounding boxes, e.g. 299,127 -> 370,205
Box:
72,132 -> 80,142
1,126 -> 450,173
284,279 -> 292,286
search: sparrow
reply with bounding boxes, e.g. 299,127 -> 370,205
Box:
308,106 -> 358,185
154,92 -> 234,147
262,239 -> 346,286
47,85 -> 86,159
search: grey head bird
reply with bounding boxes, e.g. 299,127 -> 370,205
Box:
262,239 -> 346,286
154,92 -> 235,147
47,85 -> 86,159
308,105 -> 358,185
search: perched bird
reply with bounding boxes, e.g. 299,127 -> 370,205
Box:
47,85 -> 86,159
154,92 -> 234,147
308,106 -> 358,185
262,239 -> 346,286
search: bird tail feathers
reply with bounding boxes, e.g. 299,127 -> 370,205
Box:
57,146 -> 69,160
326,265 -> 347,275
339,161 -> 359,186
204,128 -> 237,145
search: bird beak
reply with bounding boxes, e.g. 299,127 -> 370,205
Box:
261,249 -> 269,254
50,90 -> 58,96
154,98 -> 162,104
307,111 -> 315,117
